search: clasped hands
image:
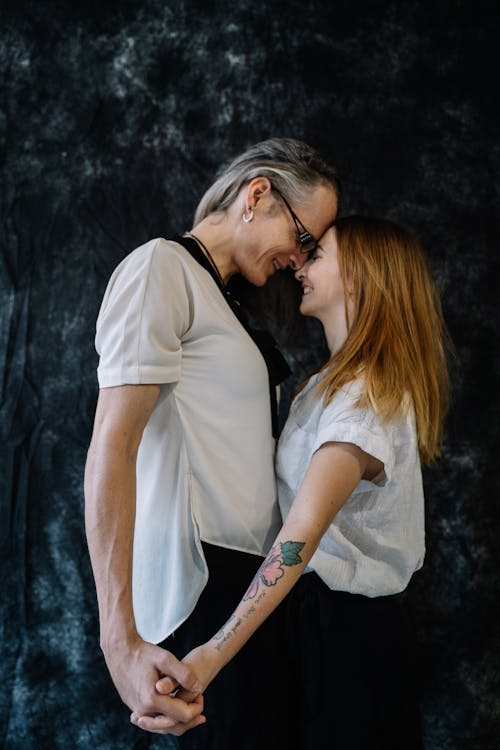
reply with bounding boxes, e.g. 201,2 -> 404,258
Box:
117,641 -> 216,737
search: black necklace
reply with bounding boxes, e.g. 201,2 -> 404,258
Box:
185,232 -> 226,291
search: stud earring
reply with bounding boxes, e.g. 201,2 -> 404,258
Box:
243,207 -> 254,223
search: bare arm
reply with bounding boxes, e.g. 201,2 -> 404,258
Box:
140,441 -> 382,734
84,384 -> 204,731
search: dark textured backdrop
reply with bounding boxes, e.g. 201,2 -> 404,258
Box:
1,1 -> 499,748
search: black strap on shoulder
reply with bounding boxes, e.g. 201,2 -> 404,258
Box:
173,234 -> 290,437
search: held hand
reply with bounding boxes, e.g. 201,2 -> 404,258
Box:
130,693 -> 206,736
163,644 -> 221,700
134,644 -> 221,735
103,635 -> 205,732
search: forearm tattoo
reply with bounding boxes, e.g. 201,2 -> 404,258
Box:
213,616 -> 242,651
243,540 -> 305,601
209,542 -> 304,652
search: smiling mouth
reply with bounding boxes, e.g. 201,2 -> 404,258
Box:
302,285 -> 312,295
272,258 -> 282,271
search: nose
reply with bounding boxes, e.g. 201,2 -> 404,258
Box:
288,251 -> 307,272
294,264 -> 307,281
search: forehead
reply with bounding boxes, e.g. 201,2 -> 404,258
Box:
300,183 -> 338,235
317,225 -> 338,250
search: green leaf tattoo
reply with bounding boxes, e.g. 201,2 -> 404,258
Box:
281,541 -> 305,566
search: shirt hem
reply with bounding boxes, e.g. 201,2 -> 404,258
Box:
97,365 -> 181,387
199,536 -> 265,557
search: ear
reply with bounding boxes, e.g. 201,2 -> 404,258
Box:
245,177 -> 272,209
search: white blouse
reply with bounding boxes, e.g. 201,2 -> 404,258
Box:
95,238 -> 280,643
276,374 -> 425,596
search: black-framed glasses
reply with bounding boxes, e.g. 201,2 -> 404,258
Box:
272,187 -> 318,255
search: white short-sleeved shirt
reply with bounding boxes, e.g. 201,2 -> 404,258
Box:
95,238 -> 281,643
276,374 -> 425,596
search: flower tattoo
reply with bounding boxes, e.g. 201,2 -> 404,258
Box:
243,541 -> 305,601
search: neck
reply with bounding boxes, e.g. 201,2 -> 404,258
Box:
320,314 -> 349,357
187,216 -> 239,284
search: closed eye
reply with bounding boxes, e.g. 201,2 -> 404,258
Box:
309,243 -> 325,261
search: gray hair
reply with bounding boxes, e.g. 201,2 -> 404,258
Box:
194,138 -> 340,225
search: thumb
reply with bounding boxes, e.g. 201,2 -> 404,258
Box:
157,651 -> 203,694
156,675 -> 178,694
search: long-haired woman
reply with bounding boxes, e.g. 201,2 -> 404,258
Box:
147,215 -> 450,749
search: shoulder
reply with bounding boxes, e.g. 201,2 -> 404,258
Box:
320,379 -> 367,425
120,237 -> 192,272
106,237 -> 202,292
97,237 -> 201,327
321,380 -> 417,452
317,381 -> 396,455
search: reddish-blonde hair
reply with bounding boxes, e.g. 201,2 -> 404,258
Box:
316,216 -> 451,463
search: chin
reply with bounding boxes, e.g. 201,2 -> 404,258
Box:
240,267 -> 268,287
255,269 -> 272,287
299,298 -> 313,316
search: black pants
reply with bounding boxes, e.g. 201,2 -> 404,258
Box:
161,543 -> 294,750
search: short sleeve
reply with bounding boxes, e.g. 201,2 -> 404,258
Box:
312,387 -> 395,488
95,239 -> 192,387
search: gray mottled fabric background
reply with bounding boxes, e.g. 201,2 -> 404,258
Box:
1,1 -> 499,748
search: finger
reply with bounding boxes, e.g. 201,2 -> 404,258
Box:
132,694 -> 204,732
130,711 -> 176,730
130,710 -> 176,728
149,693 -> 205,724
137,713 -> 206,736
157,652 -> 203,694
168,714 -> 207,737
136,714 -> 177,732
175,687 -> 200,703
156,675 -> 178,694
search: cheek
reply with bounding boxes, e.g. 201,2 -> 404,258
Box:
251,241 -> 273,263
240,242 -> 268,271
331,282 -> 346,306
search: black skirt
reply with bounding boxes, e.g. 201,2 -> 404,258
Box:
162,545 -> 422,750
283,570 -> 423,750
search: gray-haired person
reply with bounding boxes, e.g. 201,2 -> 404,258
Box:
84,139 -> 340,748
